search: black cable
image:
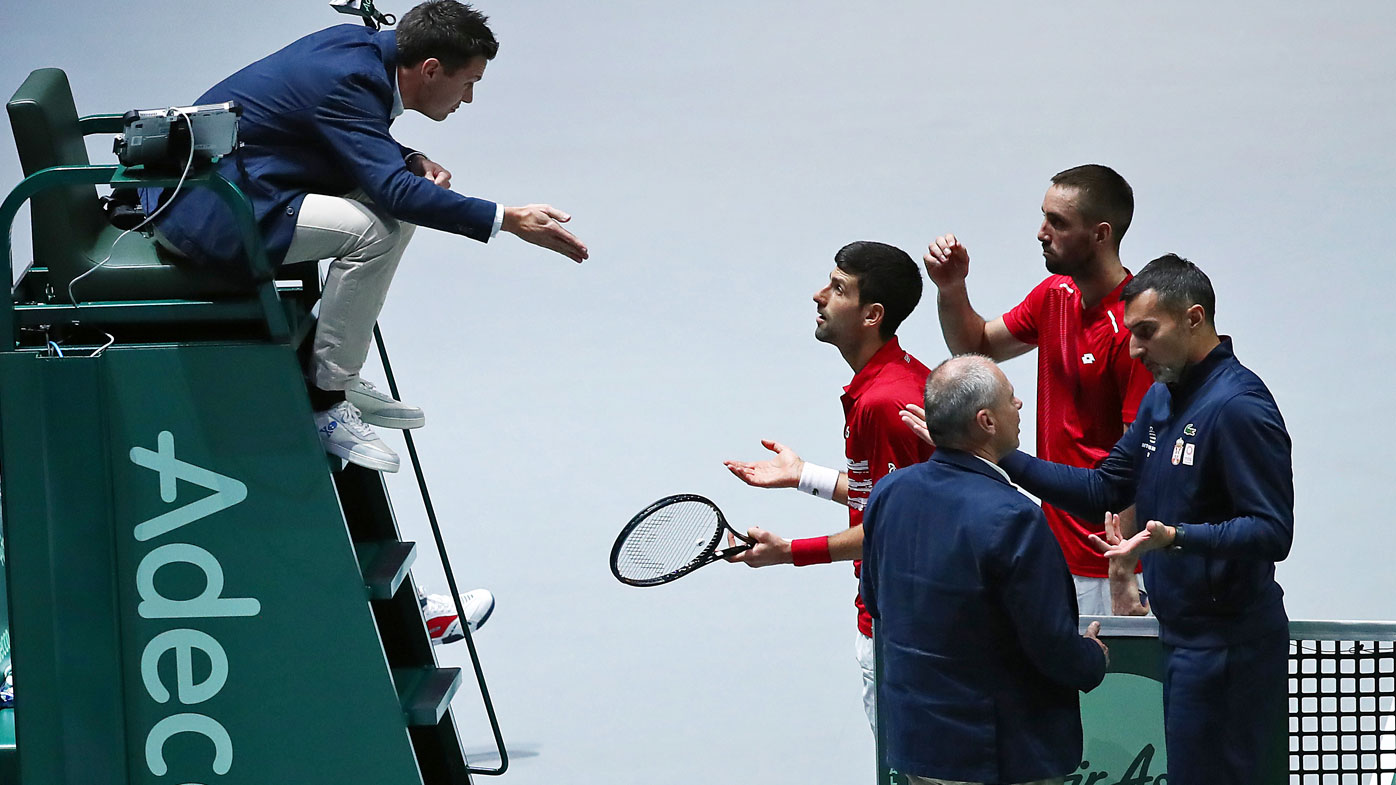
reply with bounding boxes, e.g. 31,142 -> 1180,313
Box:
372,322 -> 509,776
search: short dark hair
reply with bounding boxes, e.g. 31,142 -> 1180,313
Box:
1051,164 -> 1134,247
397,0 -> 499,70
834,241 -> 922,340
1122,253 -> 1216,325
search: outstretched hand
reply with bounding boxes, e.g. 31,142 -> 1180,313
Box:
1088,519 -> 1176,560
724,526 -> 792,568
503,204 -> 589,263
723,439 -> 803,489
923,233 -> 971,289
899,404 -> 934,447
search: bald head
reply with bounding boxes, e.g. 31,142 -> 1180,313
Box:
923,355 -> 1021,458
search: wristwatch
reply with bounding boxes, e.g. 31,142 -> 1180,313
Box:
1169,525 -> 1185,551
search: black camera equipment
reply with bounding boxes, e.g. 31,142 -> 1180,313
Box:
112,102 -> 242,171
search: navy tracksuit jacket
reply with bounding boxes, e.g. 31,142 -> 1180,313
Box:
1001,337 -> 1294,785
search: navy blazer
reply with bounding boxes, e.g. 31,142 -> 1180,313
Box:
861,449 -> 1106,783
142,25 -> 498,269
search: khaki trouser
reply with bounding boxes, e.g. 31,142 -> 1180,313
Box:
283,192 -> 416,391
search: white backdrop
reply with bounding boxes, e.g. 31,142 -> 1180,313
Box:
5,2 -> 1395,782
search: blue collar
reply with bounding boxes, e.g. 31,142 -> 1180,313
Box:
374,29 -> 399,87
931,448 -> 1013,486
1169,336 -> 1235,401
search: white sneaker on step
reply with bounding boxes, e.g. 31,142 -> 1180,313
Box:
420,589 -> 495,644
314,400 -> 400,473
346,378 -> 425,430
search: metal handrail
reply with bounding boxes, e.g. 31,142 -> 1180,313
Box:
1288,619 -> 1396,641
373,323 -> 509,776
76,112 -> 125,134
1080,614 -> 1396,642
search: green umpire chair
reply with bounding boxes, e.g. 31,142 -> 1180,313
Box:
2,67 -> 319,348
0,68 -> 493,784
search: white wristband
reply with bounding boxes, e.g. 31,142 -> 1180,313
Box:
797,463 -> 840,500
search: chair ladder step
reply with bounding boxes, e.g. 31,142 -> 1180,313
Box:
356,540 -> 417,600
394,666 -> 463,727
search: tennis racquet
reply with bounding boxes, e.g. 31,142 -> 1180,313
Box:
610,494 -> 754,587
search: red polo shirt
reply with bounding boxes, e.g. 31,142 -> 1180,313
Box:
1002,274 -> 1154,577
842,337 -> 934,637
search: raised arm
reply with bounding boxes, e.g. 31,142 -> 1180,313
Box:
924,234 -> 1033,360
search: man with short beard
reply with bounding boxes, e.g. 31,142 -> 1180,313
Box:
918,165 -> 1153,617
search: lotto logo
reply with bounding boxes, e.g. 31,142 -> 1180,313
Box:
320,422 -> 337,436
1081,353 -> 1096,364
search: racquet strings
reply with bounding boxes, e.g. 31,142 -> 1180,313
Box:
615,499 -> 722,582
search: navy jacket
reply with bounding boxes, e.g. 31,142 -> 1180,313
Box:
861,449 -> 1106,783
1001,338 -> 1293,647
142,25 -> 498,269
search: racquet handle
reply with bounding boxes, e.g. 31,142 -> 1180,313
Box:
715,543 -> 753,559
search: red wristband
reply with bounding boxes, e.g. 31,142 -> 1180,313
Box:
790,536 -> 832,566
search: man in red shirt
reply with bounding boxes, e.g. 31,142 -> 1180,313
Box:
723,240 -> 933,732
920,164 -> 1153,617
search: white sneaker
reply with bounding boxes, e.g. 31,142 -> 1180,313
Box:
346,378 -> 425,430
420,589 -> 495,644
314,401 -> 400,473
